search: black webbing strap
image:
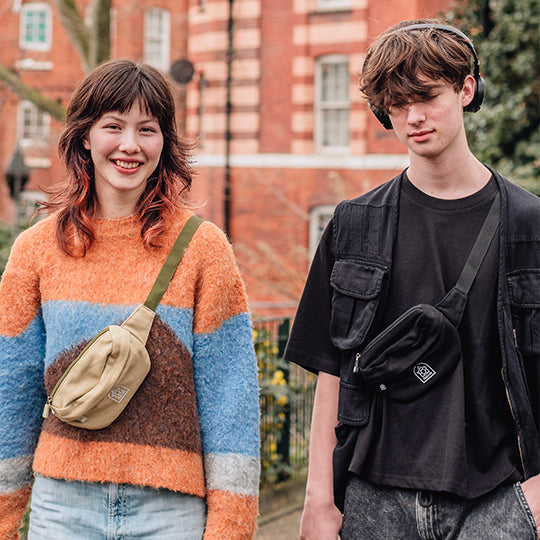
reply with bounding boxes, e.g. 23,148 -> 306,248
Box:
144,215 -> 203,312
455,192 -> 500,295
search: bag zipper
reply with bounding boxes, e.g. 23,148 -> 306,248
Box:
353,305 -> 421,373
42,327 -> 110,418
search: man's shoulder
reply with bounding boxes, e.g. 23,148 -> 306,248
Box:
337,172 -> 403,211
496,173 -> 540,217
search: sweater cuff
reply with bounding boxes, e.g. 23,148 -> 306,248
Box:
0,486 -> 32,540
203,489 -> 258,539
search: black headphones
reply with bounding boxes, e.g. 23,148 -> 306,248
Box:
369,23 -> 485,130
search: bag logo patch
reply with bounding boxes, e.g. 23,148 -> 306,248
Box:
413,363 -> 436,384
107,385 -> 130,403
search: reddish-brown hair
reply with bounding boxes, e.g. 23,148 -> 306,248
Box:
45,59 -> 194,256
360,19 -> 474,113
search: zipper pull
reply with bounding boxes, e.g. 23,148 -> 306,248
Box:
513,329 -> 518,348
353,352 -> 361,373
42,398 -> 52,419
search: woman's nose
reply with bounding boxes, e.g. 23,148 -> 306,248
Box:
118,130 -> 141,153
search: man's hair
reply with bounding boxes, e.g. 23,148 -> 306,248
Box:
360,19 -> 474,114
46,59 -> 194,256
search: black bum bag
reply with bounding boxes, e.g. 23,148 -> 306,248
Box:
353,193 -> 500,402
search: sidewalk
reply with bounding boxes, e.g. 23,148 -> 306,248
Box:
256,476 -> 306,539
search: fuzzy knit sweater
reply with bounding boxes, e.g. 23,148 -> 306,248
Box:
0,208 -> 260,539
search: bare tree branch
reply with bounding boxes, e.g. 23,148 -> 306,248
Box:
53,0 -> 91,70
0,65 -> 65,122
88,0 -> 112,68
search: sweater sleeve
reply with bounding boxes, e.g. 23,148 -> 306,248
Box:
0,231 -> 47,539
190,223 -> 260,539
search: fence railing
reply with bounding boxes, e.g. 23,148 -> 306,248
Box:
254,318 -> 316,485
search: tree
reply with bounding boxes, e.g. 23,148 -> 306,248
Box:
0,0 -> 112,122
447,0 -> 540,194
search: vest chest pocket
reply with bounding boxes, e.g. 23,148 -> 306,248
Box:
329,260 -> 387,350
507,269 -> 540,356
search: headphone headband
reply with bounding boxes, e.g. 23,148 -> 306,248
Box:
368,22 -> 485,129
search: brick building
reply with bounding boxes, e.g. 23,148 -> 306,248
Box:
0,0 -> 449,316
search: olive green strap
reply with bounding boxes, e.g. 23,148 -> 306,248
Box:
144,215 -> 204,312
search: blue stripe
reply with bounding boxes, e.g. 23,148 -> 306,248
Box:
193,312 -> 260,456
0,315 -> 46,459
41,301 -> 194,367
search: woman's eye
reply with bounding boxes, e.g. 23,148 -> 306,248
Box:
141,126 -> 157,133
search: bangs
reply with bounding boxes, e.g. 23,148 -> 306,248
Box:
78,62 -> 172,126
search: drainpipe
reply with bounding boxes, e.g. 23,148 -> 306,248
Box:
224,0 -> 233,237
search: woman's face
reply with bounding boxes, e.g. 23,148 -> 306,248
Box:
83,101 -> 164,217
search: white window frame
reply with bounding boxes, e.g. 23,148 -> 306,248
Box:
18,100 -> 50,147
309,205 -> 335,259
143,8 -> 171,71
314,55 -> 350,153
316,0 -> 352,11
19,2 -> 52,52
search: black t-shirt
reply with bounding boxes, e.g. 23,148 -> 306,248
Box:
286,173 -> 521,498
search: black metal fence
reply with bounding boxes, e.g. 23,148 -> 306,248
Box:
254,318 -> 316,484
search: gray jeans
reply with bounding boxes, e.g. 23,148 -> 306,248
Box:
342,475 -> 537,540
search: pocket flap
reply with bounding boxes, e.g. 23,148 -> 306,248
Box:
508,270 -> 540,307
331,261 -> 386,300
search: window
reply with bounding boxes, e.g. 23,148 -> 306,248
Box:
18,101 -> 50,146
144,8 -> 171,71
20,2 -> 52,51
309,205 -> 335,259
315,55 -> 350,152
316,0 -> 352,11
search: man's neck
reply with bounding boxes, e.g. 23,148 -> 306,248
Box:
407,150 -> 492,200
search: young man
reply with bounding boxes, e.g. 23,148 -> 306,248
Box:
285,20 -> 540,539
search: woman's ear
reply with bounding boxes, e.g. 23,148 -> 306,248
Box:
461,75 -> 476,108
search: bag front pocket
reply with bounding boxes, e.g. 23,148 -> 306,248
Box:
330,260 -> 387,350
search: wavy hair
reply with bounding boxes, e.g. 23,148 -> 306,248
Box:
45,59 -> 194,256
360,19 -> 474,113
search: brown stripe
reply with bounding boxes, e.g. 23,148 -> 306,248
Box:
33,431 -> 206,497
43,316 -> 202,453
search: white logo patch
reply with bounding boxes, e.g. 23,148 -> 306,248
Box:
413,363 -> 436,384
107,385 -> 130,403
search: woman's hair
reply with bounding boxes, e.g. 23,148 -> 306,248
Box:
360,19 -> 474,113
46,59 -> 194,256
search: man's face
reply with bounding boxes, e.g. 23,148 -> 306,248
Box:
387,76 -> 475,161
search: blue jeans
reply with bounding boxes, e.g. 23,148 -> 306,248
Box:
342,475 -> 538,540
28,475 -> 207,539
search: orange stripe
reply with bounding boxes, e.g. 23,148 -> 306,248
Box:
33,431 -> 206,497
204,489 -> 259,540
0,486 -> 32,540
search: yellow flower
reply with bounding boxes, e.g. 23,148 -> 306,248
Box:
277,395 -> 288,407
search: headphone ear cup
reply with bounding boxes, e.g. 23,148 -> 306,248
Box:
464,75 -> 484,113
370,104 -> 393,130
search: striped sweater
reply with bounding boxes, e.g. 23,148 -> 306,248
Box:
0,208 -> 260,539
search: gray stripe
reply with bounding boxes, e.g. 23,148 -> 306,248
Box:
0,455 -> 33,493
204,453 -> 260,497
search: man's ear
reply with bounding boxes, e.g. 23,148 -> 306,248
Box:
461,75 -> 476,109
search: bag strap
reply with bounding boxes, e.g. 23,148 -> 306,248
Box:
144,215 -> 204,312
455,192 -> 500,295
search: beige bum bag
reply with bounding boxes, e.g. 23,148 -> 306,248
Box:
42,215 -> 203,430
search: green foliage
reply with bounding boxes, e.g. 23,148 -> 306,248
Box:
447,0 -> 540,193
255,327 -> 295,485
0,223 -> 15,276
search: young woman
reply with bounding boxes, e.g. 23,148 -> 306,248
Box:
0,60 -> 260,539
